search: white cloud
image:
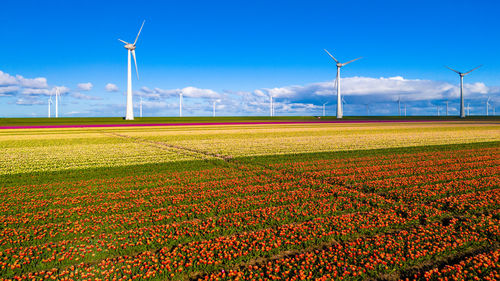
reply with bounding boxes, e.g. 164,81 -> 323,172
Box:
71,92 -> 101,100
0,71 -> 17,86
254,76 -> 494,104
16,97 -> 45,105
0,86 -> 19,96
16,75 -> 48,89
181,86 -> 220,99
22,88 -> 51,95
77,82 -> 93,91
105,83 -> 119,92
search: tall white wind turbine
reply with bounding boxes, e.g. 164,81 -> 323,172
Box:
445,65 -> 481,118
119,20 -> 145,120
323,102 -> 328,117
324,49 -> 361,119
212,100 -> 216,117
48,95 -> 53,118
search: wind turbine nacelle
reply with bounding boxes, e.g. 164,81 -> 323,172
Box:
337,63 -> 342,67
124,44 -> 136,50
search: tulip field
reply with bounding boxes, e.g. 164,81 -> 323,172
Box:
0,120 -> 499,280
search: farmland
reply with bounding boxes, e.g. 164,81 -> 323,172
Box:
0,120 -> 499,280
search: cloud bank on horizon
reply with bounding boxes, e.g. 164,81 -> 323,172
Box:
0,69 -> 498,117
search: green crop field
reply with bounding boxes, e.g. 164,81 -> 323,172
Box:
0,120 -> 499,280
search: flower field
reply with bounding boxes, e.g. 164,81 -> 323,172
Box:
0,121 -> 499,280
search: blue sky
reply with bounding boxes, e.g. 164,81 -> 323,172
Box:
0,0 -> 499,117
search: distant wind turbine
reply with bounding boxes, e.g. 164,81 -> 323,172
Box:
48,95 -> 53,118
212,100 -> 216,117
119,20 -> 145,120
55,88 -> 60,118
445,100 -> 449,116
179,92 -> 183,117
397,95 -> 401,116
324,49 -> 361,119
323,102 -> 328,117
404,103 -> 407,117
486,97 -> 491,116
140,97 -> 143,118
467,103 -> 471,116
269,95 -> 274,117
445,65 -> 481,118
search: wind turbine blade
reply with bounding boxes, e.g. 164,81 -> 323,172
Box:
464,65 -> 482,75
118,39 -> 129,44
342,57 -> 362,66
132,50 -> 139,79
324,49 -> 339,63
133,20 -> 145,45
445,66 -> 461,74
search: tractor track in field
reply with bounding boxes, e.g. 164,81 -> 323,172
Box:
101,131 -> 234,162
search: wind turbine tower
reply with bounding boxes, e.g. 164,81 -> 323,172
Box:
445,65 -> 481,118
486,97 -> 491,116
213,100 -> 216,117
398,95 -> 401,116
179,93 -> 183,117
467,103 -> 471,116
119,20 -> 145,120
445,100 -> 449,116
324,49 -> 361,119
270,95 -> 274,117
48,96 -> 52,118
140,97 -> 143,118
55,88 -> 59,118
323,102 -> 328,117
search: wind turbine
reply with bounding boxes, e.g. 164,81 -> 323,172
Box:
55,87 -> 60,118
397,95 -> 401,116
212,100 -> 216,117
404,103 -> 407,117
324,49 -> 361,119
269,95 -> 274,117
445,65 -> 481,118
436,104 -> 440,116
445,100 -> 449,116
48,95 -> 53,118
179,92 -> 183,117
486,97 -> 491,116
322,102 -> 328,117
119,20 -> 145,120
139,97 -> 143,118
467,103 -> 471,116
